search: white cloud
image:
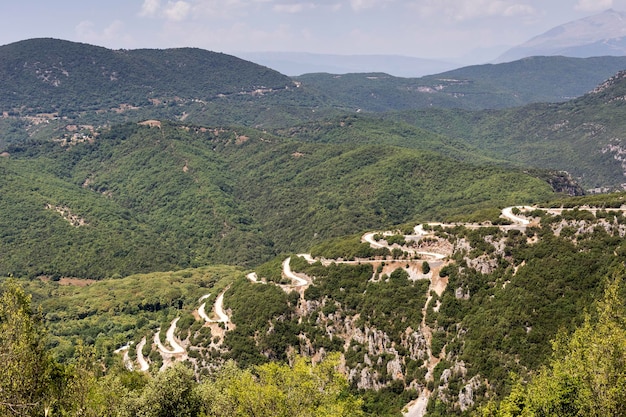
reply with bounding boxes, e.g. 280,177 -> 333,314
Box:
268,0 -> 343,13
139,0 -> 194,21
349,0 -> 393,11
182,0 -> 248,19
503,4 -> 535,16
410,0 -> 536,21
274,3 -> 314,13
137,0 -> 337,21
349,0 -> 376,10
575,0 -> 613,12
164,1 -> 192,21
140,0 -> 161,17
75,20 -> 133,46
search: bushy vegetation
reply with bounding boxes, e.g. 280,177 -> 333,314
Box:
420,207 -> 626,414
13,266 -> 238,363
480,276 -> 626,416
5,36 -> 626,417
0,121 -> 554,278
390,73 -> 626,190
0,281 -> 362,417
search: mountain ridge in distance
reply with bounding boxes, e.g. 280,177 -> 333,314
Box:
497,8 -> 626,62
235,51 -> 458,77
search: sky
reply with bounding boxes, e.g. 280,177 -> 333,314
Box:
2,0 -> 626,63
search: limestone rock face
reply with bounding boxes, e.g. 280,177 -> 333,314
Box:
459,376 -> 482,412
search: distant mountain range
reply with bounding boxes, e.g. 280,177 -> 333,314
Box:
3,37 -> 626,191
235,51 -> 457,77
1,38 -> 623,120
497,9 -> 626,62
296,55 -> 626,111
236,10 -> 626,76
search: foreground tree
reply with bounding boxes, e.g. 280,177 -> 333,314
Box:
0,281 -> 54,416
480,275 -> 626,416
120,363 -> 200,417
199,353 -> 364,417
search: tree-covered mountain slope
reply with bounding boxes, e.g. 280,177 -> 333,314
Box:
295,55 -> 626,112
11,194 -> 626,416
0,38 -> 336,144
0,119 -> 558,279
3,39 -> 626,150
390,70 -> 626,191
0,38 -> 292,113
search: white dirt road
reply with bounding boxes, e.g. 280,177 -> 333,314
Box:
136,336 -> 150,371
246,272 -> 266,284
501,206 -> 533,225
154,317 -> 185,354
198,293 -> 211,322
211,290 -> 230,323
404,390 -> 430,417
282,257 -> 309,286
197,290 -> 230,323
114,344 -> 134,371
361,232 -> 447,260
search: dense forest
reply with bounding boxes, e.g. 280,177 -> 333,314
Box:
5,199 -> 626,416
0,120 -> 556,279
2,38 -> 626,417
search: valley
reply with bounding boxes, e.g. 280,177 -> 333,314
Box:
50,203 -> 621,416
2,37 -> 626,417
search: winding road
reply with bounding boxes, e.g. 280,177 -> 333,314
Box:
501,206 -> 533,225
129,204 -> 621,413
282,257 -> 310,286
246,272 -> 266,284
114,344 -> 134,371
197,290 -> 230,323
136,336 -> 150,371
362,232 -> 447,260
211,290 -> 230,323
198,293 -> 211,322
401,206 -> 532,417
154,317 -> 185,354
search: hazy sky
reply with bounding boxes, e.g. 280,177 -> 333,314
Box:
2,0 -> 626,61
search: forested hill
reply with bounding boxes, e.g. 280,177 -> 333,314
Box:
389,69 -> 626,191
295,55 -> 626,112
3,38 -> 626,417
0,38 -> 293,114
0,120 -> 556,279
3,39 -> 626,120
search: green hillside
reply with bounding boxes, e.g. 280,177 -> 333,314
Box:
0,38 -> 335,146
0,120 -> 557,279
390,70 -> 626,190
295,55 -> 626,112
3,40 -> 626,150
3,37 -> 626,417
0,38 -> 292,113
6,195 -> 626,416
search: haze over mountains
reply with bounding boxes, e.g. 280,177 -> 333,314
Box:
239,9 -> 626,76
236,52 -> 457,78
496,9 -> 626,62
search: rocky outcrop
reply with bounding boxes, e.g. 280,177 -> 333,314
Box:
544,171 -> 585,196
459,376 -> 483,412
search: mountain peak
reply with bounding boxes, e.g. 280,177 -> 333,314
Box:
496,9 -> 626,62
